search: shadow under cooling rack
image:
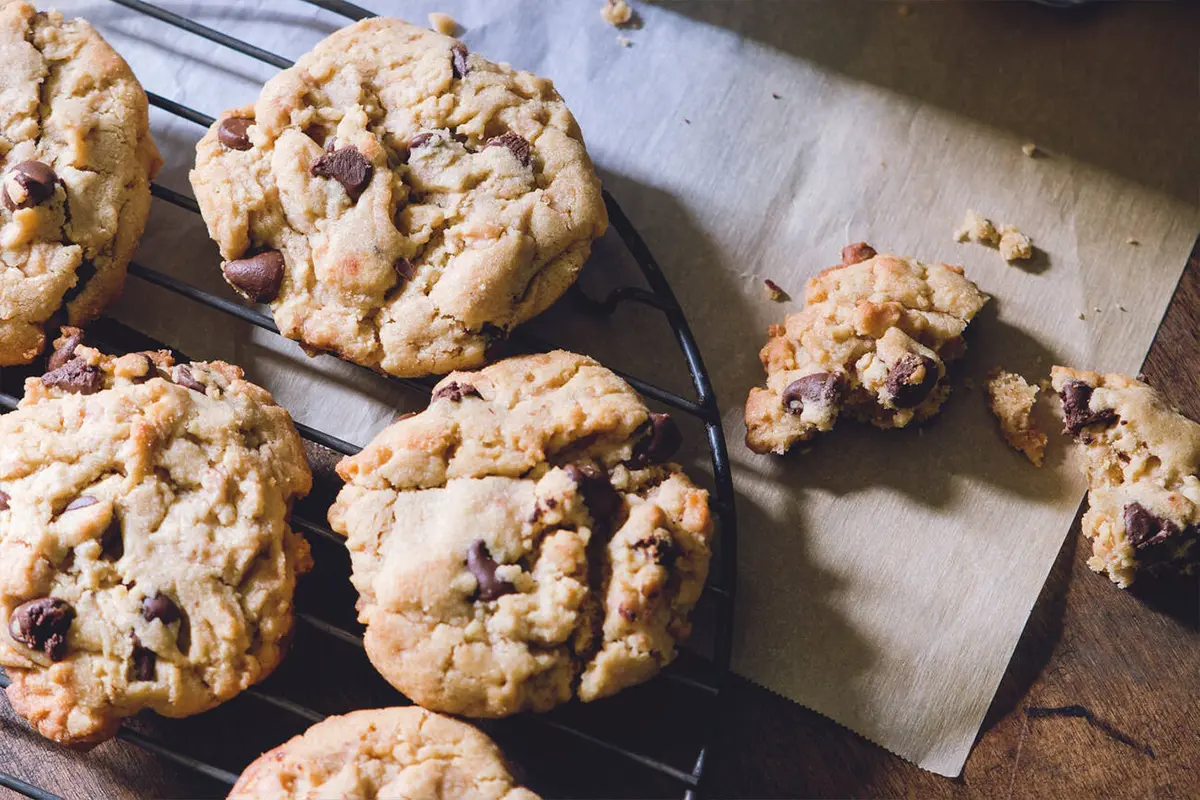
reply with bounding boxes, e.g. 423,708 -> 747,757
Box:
0,1 -> 738,798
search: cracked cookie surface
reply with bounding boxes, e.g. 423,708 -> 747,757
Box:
328,351 -> 712,717
1052,366 -> 1200,588
745,243 -> 988,455
0,2 -> 161,365
229,706 -> 539,800
0,332 -> 312,744
190,17 -> 606,378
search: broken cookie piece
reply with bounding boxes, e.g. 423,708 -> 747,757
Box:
1051,366 -> 1200,588
954,211 -> 1034,262
998,225 -> 1033,262
744,243 -> 989,455
601,0 -> 635,27
985,369 -> 1046,465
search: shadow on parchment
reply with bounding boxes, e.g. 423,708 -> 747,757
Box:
651,1 -> 1199,206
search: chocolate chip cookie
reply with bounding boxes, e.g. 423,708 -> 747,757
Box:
745,243 -> 988,455
327,351 -> 712,717
0,331 -> 312,744
1051,366 -> 1199,588
229,706 -> 539,800
190,17 -> 607,378
0,2 -> 161,366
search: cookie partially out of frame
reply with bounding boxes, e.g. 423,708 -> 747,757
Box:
328,351 -> 713,717
229,707 -> 540,800
190,17 -> 607,378
745,243 -> 988,455
0,2 -> 161,365
0,332 -> 312,744
1051,366 -> 1199,588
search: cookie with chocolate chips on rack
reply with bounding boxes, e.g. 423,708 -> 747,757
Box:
0,2 -> 161,366
0,330 -> 312,744
328,350 -> 713,717
190,16 -> 607,378
745,242 -> 989,455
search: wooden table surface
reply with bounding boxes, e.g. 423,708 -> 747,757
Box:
2,242 -> 1196,799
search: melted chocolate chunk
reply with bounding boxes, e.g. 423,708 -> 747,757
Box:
0,491 -> 8,511
223,251 -> 285,303
485,132 -> 532,167
41,358 -> 102,395
1123,503 -> 1180,550
632,535 -> 679,570
173,365 -> 206,394
450,43 -> 470,78
217,117 -> 253,150
1059,380 -> 1118,436
394,257 -> 416,282
47,331 -> 84,372
629,413 -> 683,467
130,639 -> 156,681
432,381 -> 480,402
885,354 -> 939,409
9,597 -> 74,661
466,539 -> 516,602
564,464 -> 623,531
310,145 -> 373,199
408,132 -> 435,150
782,372 -> 845,415
142,593 -> 182,625
4,160 -> 58,210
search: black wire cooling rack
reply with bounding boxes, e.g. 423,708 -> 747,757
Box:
0,1 -> 738,798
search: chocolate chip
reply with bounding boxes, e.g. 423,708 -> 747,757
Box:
485,132 -> 532,167
310,145 -> 373,199
629,413 -> 682,467
41,357 -> 101,395
632,536 -> 679,569
173,365 -> 206,394
4,160 -> 58,210
130,639 -> 156,681
564,464 -> 623,531
885,354 -> 939,408
223,251 -> 285,303
394,257 -> 416,282
1059,380 -> 1118,436
47,331 -> 84,372
466,539 -> 516,602
1123,503 -> 1180,550
217,117 -> 253,150
142,593 -> 181,625
100,521 -> 124,561
841,242 -> 877,266
432,381 -> 480,402
450,43 -> 470,78
9,597 -> 74,661
408,132 -> 435,150
0,491 -> 8,511
782,372 -> 845,416
64,496 -> 98,512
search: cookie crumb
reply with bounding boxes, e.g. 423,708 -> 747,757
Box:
954,210 -> 999,246
771,92 -> 781,100
1094,306 -> 1103,313
763,279 -> 790,302
985,369 -> 1046,466
602,0 -> 638,27
616,35 -> 632,47
683,118 -> 691,125
1117,303 -> 1128,312
1126,237 -> 1140,246
1077,311 -> 1086,320
1021,142 -> 1039,157
998,225 -> 1033,262
427,12 -> 460,36
897,3 -> 912,17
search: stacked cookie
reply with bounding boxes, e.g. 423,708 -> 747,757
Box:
1,11 -> 713,797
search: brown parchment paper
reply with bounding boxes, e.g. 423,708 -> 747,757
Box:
27,0 -> 1198,781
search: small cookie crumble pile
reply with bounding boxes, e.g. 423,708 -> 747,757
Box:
0,331 -> 312,743
229,707 -> 539,800
744,243 -> 988,455
954,210 -> 1033,263
985,369 -> 1046,466
602,0 -> 636,27
1051,366 -> 1199,588
329,351 -> 712,717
